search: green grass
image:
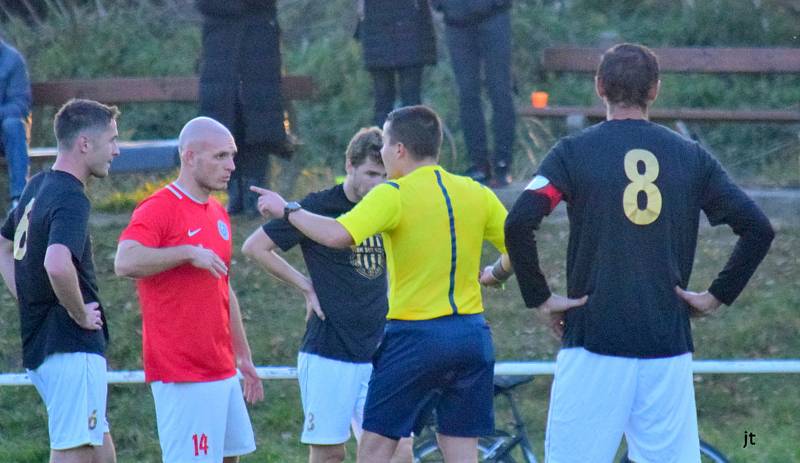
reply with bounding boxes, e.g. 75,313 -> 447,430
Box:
0,209 -> 797,462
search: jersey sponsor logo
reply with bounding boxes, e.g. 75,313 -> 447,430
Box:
525,175 -> 550,191
217,220 -> 230,241
350,234 -> 385,279
187,228 -> 201,237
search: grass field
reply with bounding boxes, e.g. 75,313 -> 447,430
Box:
0,205 -> 797,462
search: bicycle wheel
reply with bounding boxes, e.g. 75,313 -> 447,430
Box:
699,440 -> 729,463
618,439 -> 728,463
414,435 -> 518,462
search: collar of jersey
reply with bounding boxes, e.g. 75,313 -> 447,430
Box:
170,182 -> 207,205
402,164 -> 442,181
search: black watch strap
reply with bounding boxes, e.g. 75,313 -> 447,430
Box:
284,201 -> 302,219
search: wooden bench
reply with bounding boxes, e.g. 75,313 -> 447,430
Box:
519,47 -> 800,125
26,75 -> 316,173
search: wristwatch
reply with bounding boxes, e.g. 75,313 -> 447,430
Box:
283,201 -> 302,220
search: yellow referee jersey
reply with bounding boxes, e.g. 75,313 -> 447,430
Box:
337,165 -> 507,320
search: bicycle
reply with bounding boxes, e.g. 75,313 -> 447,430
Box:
413,374 -> 538,462
412,374 -> 729,463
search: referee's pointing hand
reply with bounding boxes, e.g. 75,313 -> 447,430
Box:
250,186 -> 287,219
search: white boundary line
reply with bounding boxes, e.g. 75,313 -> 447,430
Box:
1,360 -> 799,386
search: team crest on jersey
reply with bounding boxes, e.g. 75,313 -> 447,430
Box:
350,235 -> 385,279
217,220 -> 230,241
525,175 -> 550,191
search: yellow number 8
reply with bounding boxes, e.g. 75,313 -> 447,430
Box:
623,149 -> 662,225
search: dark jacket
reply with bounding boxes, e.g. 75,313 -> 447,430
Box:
196,1 -> 286,149
432,0 -> 512,27
358,0 -> 437,70
0,40 -> 31,120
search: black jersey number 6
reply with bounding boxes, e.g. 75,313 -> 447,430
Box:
13,198 -> 35,260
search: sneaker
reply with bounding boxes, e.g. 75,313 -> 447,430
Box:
464,165 -> 490,184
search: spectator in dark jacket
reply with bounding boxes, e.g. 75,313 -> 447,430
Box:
433,0 -> 516,188
0,39 -> 31,209
196,0 -> 291,216
357,0 -> 437,126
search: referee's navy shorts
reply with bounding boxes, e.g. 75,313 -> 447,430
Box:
362,313 -> 495,439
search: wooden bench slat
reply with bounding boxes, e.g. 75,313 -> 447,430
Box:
29,140 -> 180,174
31,75 -> 316,106
543,47 -> 800,73
519,106 -> 800,122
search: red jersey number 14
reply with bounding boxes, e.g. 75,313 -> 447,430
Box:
192,433 -> 209,456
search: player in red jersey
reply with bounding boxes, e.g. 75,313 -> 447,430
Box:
114,117 -> 263,463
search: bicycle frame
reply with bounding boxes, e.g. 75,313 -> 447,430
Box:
487,388 -> 537,463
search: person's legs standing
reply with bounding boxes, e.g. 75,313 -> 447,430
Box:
371,69 -> 397,127
221,375 -> 257,461
445,24 -> 490,182
28,353 -> 114,463
236,142 -> 271,217
545,348 -> 637,463
625,353 -> 700,463
151,379 -> 231,462
92,433 -> 117,463
397,66 -> 423,108
299,352 -> 371,462
478,11 -> 515,186
433,315 -> 494,462
1,116 -> 29,204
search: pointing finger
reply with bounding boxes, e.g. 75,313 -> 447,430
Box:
249,185 -> 271,195
571,295 -> 588,307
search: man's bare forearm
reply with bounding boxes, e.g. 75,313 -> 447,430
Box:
287,210 -> 354,249
229,287 -> 253,362
44,245 -> 88,323
0,238 -> 17,300
115,240 -> 194,278
243,240 -> 313,294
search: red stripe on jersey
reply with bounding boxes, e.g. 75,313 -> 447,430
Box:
530,183 -> 563,212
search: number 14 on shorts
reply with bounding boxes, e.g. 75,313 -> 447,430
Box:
192,433 -> 209,456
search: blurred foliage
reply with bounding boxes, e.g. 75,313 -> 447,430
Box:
0,0 -> 798,190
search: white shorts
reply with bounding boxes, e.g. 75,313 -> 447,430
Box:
298,352 -> 373,445
151,375 -> 256,463
27,352 -> 110,450
545,347 -> 700,463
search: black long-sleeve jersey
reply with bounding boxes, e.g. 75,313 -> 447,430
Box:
506,119 -> 774,358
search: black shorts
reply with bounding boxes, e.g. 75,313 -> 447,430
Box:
362,313 -> 495,439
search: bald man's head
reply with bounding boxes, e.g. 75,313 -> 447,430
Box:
176,117 -> 237,193
178,117 -> 235,157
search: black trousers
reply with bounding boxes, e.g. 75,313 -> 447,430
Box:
370,66 -> 423,127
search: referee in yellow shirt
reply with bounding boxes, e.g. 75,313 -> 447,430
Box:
251,105 -> 512,463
